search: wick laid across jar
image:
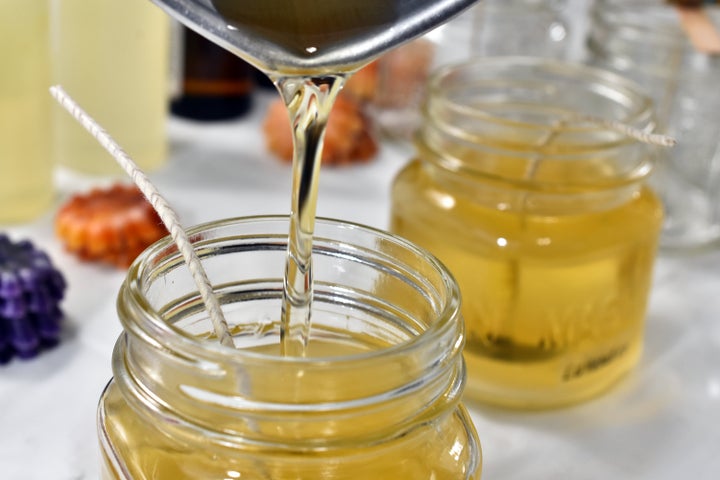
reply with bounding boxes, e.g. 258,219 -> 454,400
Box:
390,57 -> 664,409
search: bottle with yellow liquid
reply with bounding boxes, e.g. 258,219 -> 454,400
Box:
97,216 -> 481,479
0,0 -> 53,223
390,58 -> 663,409
50,0 -> 170,176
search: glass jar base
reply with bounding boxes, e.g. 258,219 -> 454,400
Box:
462,342 -> 643,410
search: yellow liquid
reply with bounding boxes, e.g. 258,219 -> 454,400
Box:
391,159 -> 663,408
210,0 -> 395,354
51,0 -> 169,176
99,337 -> 480,479
212,0 -> 367,355
274,77 -> 347,357
0,2 -> 53,223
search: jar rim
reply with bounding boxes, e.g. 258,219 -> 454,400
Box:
426,56 -> 655,138
417,57 -> 658,190
120,215 -> 463,369
591,0 -> 689,41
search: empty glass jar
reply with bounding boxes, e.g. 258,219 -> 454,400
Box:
587,0 -> 720,248
97,216 -> 482,479
471,0 -> 571,59
390,58 -> 663,409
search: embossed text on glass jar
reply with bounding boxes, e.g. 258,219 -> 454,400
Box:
390,58 -> 663,409
97,216 -> 481,479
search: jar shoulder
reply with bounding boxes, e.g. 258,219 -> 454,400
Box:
391,159 -> 663,254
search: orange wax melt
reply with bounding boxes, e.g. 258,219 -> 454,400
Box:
55,184 -> 168,268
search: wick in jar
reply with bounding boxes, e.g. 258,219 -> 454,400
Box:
502,115 -> 675,353
497,120 -> 564,354
49,85 -> 235,349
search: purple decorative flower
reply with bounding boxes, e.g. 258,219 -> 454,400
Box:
0,235 -> 67,363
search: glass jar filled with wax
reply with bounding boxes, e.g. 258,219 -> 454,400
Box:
97,216 -> 482,479
390,58 -> 663,409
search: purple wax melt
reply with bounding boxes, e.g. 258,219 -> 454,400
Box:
0,235 -> 67,363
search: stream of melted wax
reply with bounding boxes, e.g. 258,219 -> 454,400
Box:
275,75 -> 345,357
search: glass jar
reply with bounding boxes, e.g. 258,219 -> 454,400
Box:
586,0 -> 684,126
97,216 -> 481,479
587,0 -> 720,248
349,7 -> 478,140
470,0 -> 571,60
390,58 -> 663,409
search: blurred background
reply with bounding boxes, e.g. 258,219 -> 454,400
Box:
2,0 -> 720,479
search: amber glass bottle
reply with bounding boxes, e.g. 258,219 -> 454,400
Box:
171,27 -> 253,120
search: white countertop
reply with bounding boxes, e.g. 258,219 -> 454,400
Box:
1,94 -> 719,480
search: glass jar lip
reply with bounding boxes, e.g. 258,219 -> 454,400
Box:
416,142 -> 655,192
426,56 -> 655,138
592,0 -> 687,40
121,215 -> 462,368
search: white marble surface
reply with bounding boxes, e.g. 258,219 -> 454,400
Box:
2,93 -> 720,480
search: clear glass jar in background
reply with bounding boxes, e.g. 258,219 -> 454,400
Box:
352,0 -> 583,140
586,0 -> 720,249
348,7 -> 479,139
470,0 -> 571,60
0,0 -> 53,224
586,0 -> 683,130
50,0 -> 170,177
98,216 -> 482,479
390,58 -> 663,409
